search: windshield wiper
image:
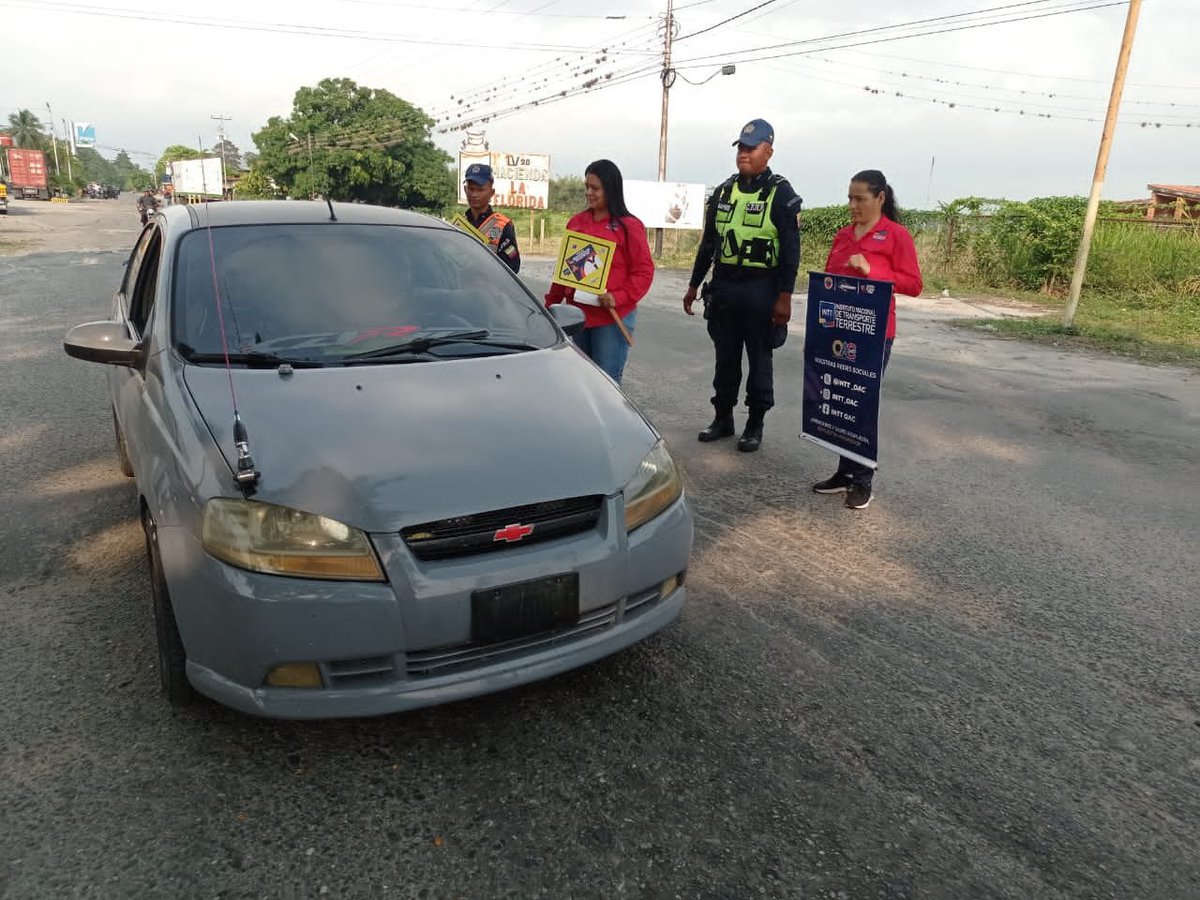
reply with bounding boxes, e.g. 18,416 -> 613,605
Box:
182,349 -> 326,368
339,330 -> 515,361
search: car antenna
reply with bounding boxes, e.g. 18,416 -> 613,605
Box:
204,201 -> 261,495
326,197 -> 337,222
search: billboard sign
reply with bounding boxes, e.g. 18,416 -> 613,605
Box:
623,180 -> 707,230
168,157 -> 225,197
73,122 -> 96,149
458,151 -> 550,209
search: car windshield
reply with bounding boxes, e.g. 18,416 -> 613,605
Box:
172,223 -> 557,363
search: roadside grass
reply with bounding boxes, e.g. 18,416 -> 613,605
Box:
953,290 -> 1200,367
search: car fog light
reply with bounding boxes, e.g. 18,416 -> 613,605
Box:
660,574 -> 681,599
265,663 -> 323,688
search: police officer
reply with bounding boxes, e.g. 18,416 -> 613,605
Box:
463,163 -> 521,274
683,119 -> 802,452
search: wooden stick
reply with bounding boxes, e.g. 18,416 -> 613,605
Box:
608,306 -> 634,346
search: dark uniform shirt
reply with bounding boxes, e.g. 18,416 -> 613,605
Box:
466,206 -> 521,274
689,167 -> 801,295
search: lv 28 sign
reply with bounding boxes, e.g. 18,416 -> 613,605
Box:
800,272 -> 893,469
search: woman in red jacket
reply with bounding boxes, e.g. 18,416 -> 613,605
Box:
813,169 -> 923,510
545,159 -> 654,384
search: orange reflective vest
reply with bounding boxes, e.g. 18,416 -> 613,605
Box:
475,211 -> 512,248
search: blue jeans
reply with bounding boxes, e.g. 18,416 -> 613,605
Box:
574,309 -> 637,384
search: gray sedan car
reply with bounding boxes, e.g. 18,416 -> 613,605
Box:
64,201 -> 693,719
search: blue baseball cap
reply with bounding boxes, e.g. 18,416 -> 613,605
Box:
464,163 -> 493,185
733,118 -> 774,147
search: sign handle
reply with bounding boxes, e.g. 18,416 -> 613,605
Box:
609,307 -> 634,346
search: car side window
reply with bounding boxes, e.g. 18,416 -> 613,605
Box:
128,228 -> 164,339
121,225 -> 157,302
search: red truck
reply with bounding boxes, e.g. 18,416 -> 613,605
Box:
3,148 -> 51,201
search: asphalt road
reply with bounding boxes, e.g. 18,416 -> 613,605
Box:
2,208 -> 1198,900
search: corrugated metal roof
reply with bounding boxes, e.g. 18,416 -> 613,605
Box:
1147,184 -> 1200,200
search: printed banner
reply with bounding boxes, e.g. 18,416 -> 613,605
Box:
800,272 -> 893,469
448,213 -> 487,245
552,230 -> 617,296
457,151 -> 550,209
623,180 -> 706,230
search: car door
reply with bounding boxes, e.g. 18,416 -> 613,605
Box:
112,224 -> 164,480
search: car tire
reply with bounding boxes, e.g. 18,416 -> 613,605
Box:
113,406 -> 134,477
143,508 -> 194,707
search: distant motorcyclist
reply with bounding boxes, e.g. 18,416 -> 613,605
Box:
136,189 -> 159,225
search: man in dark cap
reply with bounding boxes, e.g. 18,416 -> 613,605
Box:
683,118 -> 802,453
463,163 -> 521,274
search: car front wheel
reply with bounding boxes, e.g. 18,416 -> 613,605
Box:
143,507 -> 193,706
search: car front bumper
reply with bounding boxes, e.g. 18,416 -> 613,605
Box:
159,494 -> 692,719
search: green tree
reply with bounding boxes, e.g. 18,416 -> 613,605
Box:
211,137 -> 243,171
233,166 -> 276,199
251,77 -> 454,209
549,175 -> 585,213
156,144 -> 204,181
6,109 -> 46,149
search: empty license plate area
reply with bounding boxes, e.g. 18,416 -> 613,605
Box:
471,573 -> 580,644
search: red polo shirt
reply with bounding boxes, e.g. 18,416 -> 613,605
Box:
824,215 -> 923,339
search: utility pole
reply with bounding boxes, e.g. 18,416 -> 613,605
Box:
654,0 -> 675,259
211,114 -> 233,198
61,119 -> 73,181
307,133 -> 315,199
44,102 -> 61,177
1062,0 -> 1142,328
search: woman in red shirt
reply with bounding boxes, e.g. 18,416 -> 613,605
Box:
813,169 -> 923,510
545,159 -> 654,385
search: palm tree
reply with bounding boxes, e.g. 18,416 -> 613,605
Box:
6,109 -> 46,149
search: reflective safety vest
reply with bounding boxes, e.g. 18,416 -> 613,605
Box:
475,211 -> 512,249
714,175 -> 784,269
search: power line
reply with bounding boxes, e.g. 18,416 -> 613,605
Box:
0,0 -> 601,53
331,0 -> 651,18
762,58 -> 1196,128
426,24 -> 658,120
838,48 -> 1200,91
802,54 -> 1200,111
671,1 -> 1128,70
675,0 -> 1124,66
676,0 -> 779,41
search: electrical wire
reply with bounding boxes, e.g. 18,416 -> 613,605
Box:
762,58 -> 1198,128
0,0 -> 599,53
801,54 -> 1200,113
670,1 -> 1128,70
676,0 -> 779,41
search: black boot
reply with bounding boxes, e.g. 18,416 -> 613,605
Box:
698,410 -> 735,442
737,408 -> 766,452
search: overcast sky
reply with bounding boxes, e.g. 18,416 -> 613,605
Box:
3,0 -> 1197,207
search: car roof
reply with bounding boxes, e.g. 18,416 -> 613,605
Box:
164,200 -> 452,232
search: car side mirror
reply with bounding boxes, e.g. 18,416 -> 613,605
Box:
63,321 -> 142,367
549,303 -> 586,338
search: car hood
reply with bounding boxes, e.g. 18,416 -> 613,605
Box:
182,344 -> 657,533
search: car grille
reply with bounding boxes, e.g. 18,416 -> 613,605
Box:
326,654 -> 398,688
400,495 -> 604,562
403,584 -> 670,680
405,602 -> 620,678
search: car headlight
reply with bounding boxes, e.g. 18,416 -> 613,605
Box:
201,499 -> 385,581
623,440 -> 683,533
